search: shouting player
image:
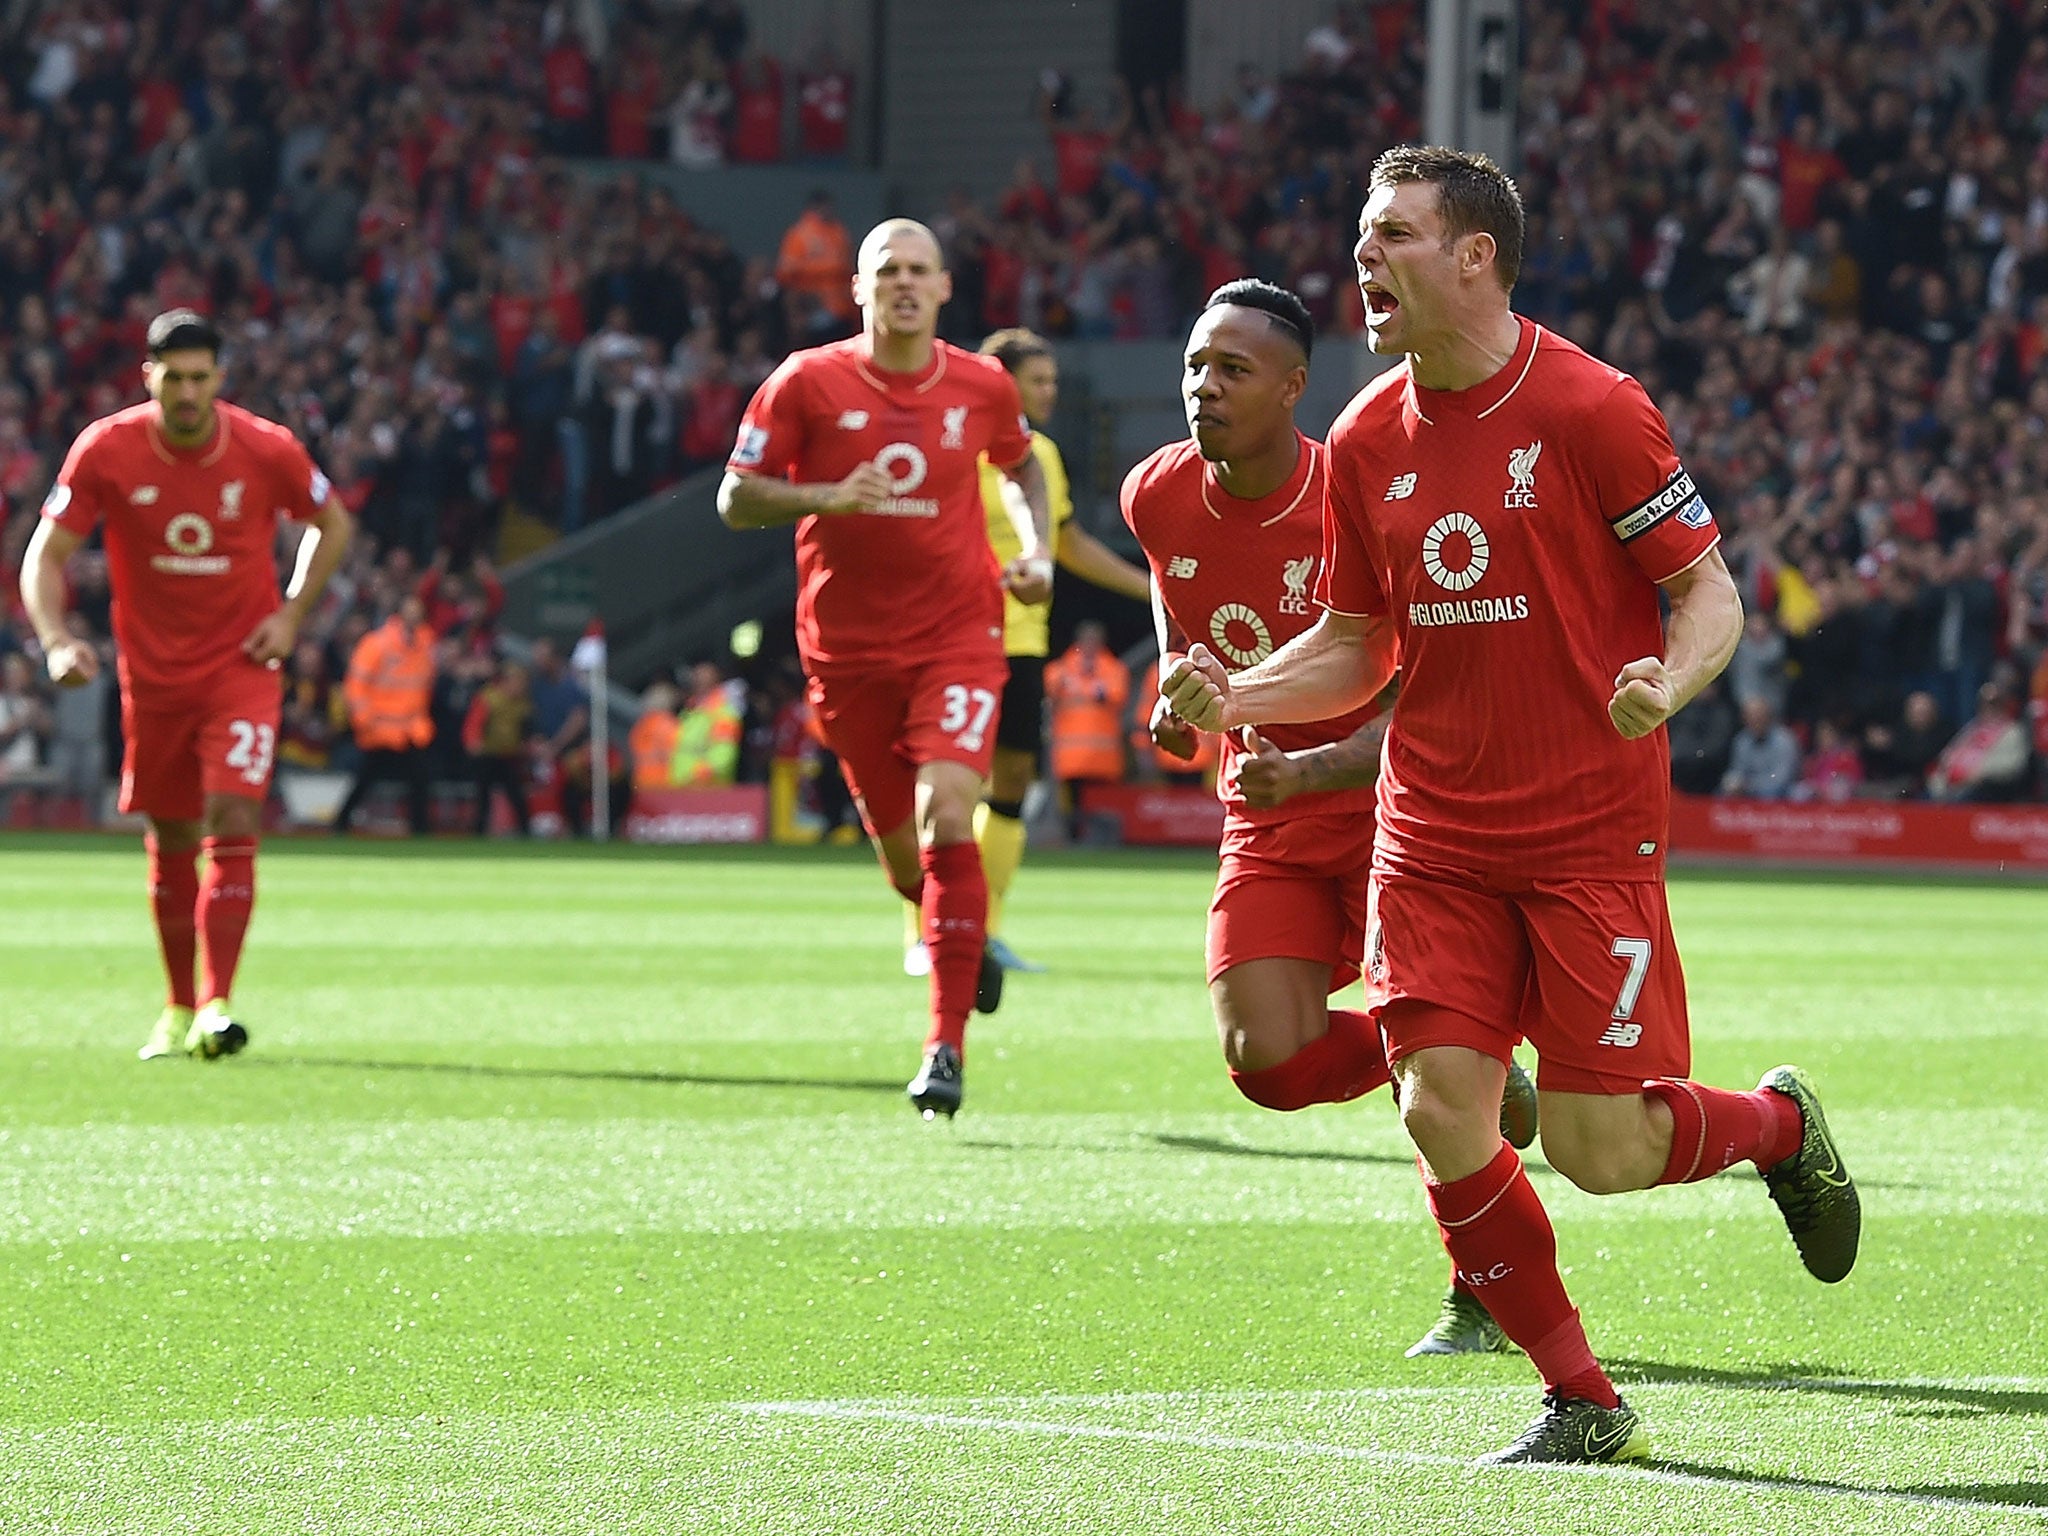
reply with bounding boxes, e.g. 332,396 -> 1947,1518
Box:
1163,149 -> 1859,1465
20,309 -> 355,1059
719,220 -> 1054,1120
967,327 -> 1149,974
1128,279 -> 1535,1356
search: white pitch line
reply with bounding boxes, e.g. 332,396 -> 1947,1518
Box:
735,1398 -> 2048,1524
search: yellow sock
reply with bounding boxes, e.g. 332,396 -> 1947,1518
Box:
903,898 -> 922,949
975,803 -> 1027,937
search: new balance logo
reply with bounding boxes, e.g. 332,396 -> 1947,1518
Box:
1598,1021 -> 1644,1048
1385,473 -> 1417,501
130,485 -> 159,505
1165,555 -> 1198,579
836,410 -> 869,430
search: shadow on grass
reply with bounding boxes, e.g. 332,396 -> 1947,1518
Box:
1606,1359 -> 2048,1513
249,1055 -> 905,1095
1608,1356 -> 2048,1418
1146,1132 -> 1416,1171
1646,1459 -> 2048,1512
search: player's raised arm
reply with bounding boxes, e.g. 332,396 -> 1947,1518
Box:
717,463 -> 893,529
246,494 -> 356,667
20,517 -> 97,687
1610,544 -> 1743,740
1163,607 -> 1394,734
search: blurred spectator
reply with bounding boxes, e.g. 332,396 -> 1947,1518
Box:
1726,612 -> 1790,716
674,660 -> 743,787
1668,675 -> 1738,796
775,191 -> 855,328
797,42 -> 855,160
1046,621 -> 1129,836
1928,679 -> 2032,803
730,56 -> 786,166
279,640 -> 349,772
45,613 -> 110,821
628,680 -> 682,797
0,651 -> 54,823
336,596 -> 437,836
463,658 -> 535,837
1792,720 -> 1865,804
1720,698 -> 1801,801
1863,691 -> 1952,800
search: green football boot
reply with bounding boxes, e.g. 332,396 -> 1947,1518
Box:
1757,1065 -> 1860,1283
1478,1391 -> 1649,1466
1500,1057 -> 1539,1150
138,1004 -> 195,1061
1405,1287 -> 1511,1358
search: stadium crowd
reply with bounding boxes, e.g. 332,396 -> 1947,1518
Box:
4,0 -> 2048,820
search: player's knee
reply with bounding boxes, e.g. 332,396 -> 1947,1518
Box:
1539,1126 -> 1635,1195
1397,1083 -> 1478,1163
204,796 -> 262,839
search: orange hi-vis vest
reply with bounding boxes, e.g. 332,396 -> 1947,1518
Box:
1132,660 -> 1219,776
630,711 -> 680,792
1046,643 -> 1129,782
344,620 -> 435,750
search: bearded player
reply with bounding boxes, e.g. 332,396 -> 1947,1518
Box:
719,219 -> 1054,1120
1163,150 -> 1859,1465
20,309 -> 355,1060
1126,279 -> 1536,1356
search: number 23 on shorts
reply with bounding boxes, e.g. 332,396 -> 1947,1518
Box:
224,719 -> 276,786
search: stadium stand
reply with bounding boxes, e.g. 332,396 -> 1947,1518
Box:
2,0 -> 2044,822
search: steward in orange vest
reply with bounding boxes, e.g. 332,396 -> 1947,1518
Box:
1045,621 -> 1129,785
344,601 -> 436,750
334,596 -> 437,835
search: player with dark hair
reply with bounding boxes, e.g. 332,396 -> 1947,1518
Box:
957,325 -> 1149,975
1128,278 -> 1536,1354
20,308 -> 356,1059
719,220 -> 1055,1120
1163,149 -> 1859,1464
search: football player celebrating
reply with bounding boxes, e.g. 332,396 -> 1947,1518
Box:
1163,151 -> 1858,1465
1127,279 -> 1537,1356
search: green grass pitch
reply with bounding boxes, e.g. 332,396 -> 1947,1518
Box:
2,834 -> 2044,1534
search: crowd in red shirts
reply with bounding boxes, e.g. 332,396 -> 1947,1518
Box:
1,0 -> 2045,805
925,1 -> 2048,800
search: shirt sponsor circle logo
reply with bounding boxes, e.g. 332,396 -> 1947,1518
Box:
1209,602 -> 1272,666
1421,512 -> 1489,592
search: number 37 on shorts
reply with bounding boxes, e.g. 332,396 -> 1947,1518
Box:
938,684 -> 998,752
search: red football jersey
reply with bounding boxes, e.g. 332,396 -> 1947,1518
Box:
1318,317 -> 1720,878
729,337 -> 1032,668
43,400 -> 329,694
1123,431 -> 1380,825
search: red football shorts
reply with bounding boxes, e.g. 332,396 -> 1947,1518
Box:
1365,859 -> 1691,1095
806,646 -> 1008,836
120,663 -> 285,820
1207,810 -> 1375,989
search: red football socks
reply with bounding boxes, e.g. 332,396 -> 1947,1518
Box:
918,838 -> 986,1057
1423,1140 -> 1620,1410
1644,1078 -> 1804,1185
145,833 -> 199,1010
196,835 -> 258,1005
1229,1007 -> 1392,1110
